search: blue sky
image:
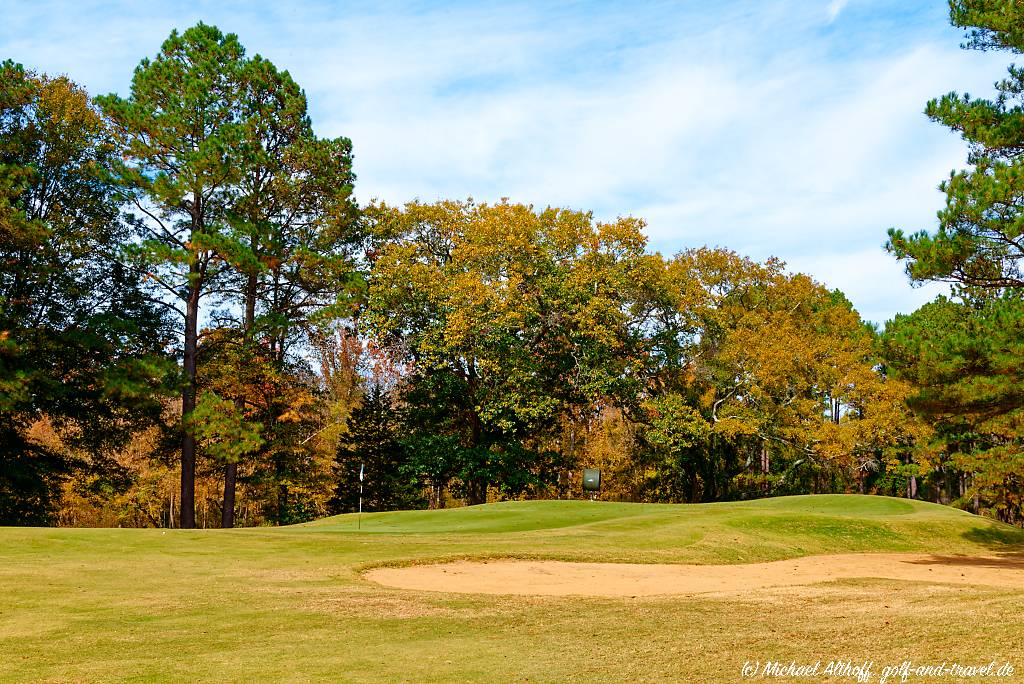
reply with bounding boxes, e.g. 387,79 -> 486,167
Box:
0,0 -> 1011,324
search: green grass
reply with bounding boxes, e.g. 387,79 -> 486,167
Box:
2,495 -> 1023,683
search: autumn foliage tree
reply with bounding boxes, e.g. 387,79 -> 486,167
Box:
363,200 -> 654,504
634,248 -> 926,502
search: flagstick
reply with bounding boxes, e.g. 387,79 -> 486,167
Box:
358,462 -> 364,530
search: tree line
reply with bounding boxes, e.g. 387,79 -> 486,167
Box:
3,2 -> 1024,527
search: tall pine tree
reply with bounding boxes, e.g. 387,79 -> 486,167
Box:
888,1 -> 1024,288
98,24 -> 254,528
214,54 -> 358,526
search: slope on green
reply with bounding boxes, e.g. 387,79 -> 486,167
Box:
1,495 -> 1022,683
293,494 -> 1020,564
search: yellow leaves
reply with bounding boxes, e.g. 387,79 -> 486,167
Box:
656,246 -> 929,471
35,75 -> 105,142
712,416 -> 759,439
366,198 -> 647,354
276,386 -> 316,424
595,216 -> 648,253
809,371 -> 931,470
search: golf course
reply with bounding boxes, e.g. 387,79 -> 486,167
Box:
3,494 -> 1023,682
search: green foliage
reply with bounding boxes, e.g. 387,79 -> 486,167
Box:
645,394 -> 712,454
0,62 -> 172,524
949,0 -> 1024,51
883,293 -> 1024,522
97,23 -> 254,301
635,393 -> 717,502
187,391 -> 264,464
0,426 -> 67,526
219,48 -> 360,353
887,1 -> 1024,288
330,385 -> 423,513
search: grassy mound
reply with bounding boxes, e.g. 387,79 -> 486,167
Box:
296,494 -> 1023,564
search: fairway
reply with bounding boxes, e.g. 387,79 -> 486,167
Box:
3,495 -> 1024,683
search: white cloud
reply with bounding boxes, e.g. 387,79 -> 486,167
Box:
784,249 -> 949,326
827,0 -> 850,24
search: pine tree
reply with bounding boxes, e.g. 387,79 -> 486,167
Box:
883,293 -> 1024,522
330,386 -> 422,513
888,1 -> 1024,288
216,54 -> 358,527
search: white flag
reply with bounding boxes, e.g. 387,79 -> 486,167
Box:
359,463 -> 364,482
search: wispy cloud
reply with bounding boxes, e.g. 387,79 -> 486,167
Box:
0,0 -> 1007,325
827,0 -> 850,24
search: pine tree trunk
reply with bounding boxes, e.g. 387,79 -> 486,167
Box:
223,273 -> 258,528
180,278 -> 200,530
222,462 -> 237,528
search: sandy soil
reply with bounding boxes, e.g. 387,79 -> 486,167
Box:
364,553 -> 1024,597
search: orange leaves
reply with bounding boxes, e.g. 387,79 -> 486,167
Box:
277,391 -> 315,424
259,255 -> 282,270
659,247 -> 926,473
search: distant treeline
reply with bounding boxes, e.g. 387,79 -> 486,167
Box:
3,2 -> 1024,528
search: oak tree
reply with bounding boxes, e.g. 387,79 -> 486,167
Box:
0,62 -> 170,523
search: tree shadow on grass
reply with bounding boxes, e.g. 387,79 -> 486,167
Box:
904,553 -> 1024,569
962,524 -> 1024,550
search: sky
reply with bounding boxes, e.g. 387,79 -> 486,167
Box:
0,0 -> 1012,325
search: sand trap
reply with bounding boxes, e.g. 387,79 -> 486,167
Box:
365,553 -> 1024,597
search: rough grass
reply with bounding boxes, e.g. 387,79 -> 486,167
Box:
1,495 -> 1022,683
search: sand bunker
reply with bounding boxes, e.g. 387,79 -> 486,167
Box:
365,553 -> 1024,597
